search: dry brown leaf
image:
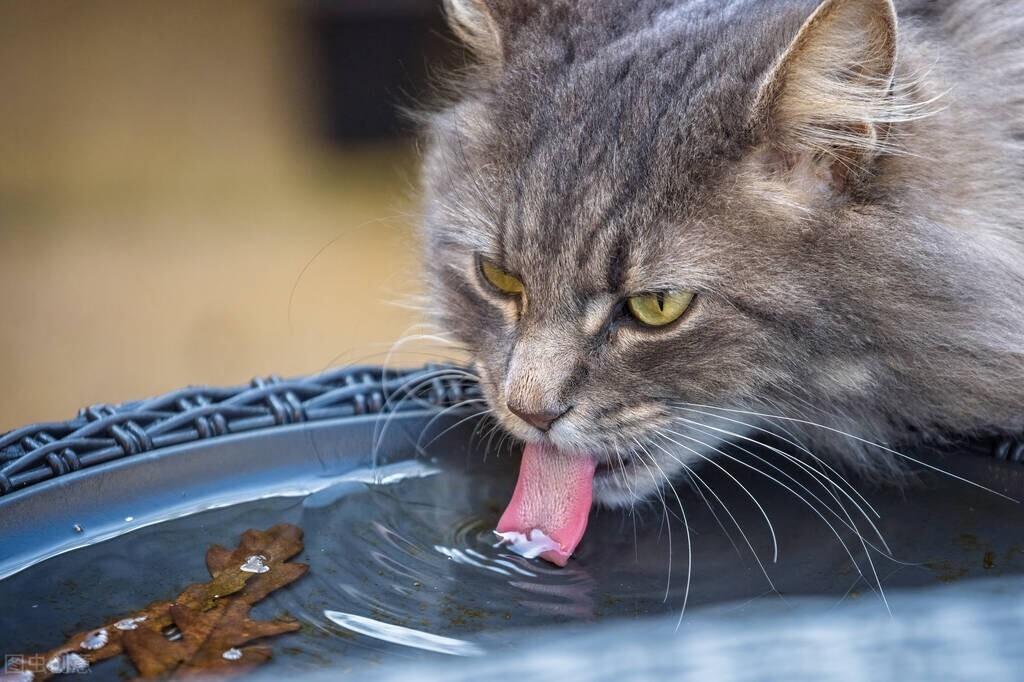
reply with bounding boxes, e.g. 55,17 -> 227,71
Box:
12,524 -> 307,681
122,600 -> 300,679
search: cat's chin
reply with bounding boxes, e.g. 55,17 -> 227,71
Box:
588,430 -> 747,509
589,458 -> 667,507
591,455 -> 678,509
593,474 -> 648,509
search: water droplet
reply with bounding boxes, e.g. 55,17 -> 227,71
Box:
114,616 -> 147,631
240,554 -> 270,574
45,653 -> 89,675
80,628 -> 109,650
222,648 -> 243,661
124,516 -> 134,522
72,524 -> 83,533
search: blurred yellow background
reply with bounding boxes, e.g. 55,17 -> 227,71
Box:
0,2 -> 451,430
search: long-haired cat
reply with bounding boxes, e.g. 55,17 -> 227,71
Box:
419,0 -> 1024,563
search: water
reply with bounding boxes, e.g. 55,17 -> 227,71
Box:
2,442 -> 1023,680
494,529 -> 563,560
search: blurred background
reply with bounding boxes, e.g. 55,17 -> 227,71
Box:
0,0 -> 465,430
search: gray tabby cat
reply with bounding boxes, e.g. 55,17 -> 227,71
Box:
418,0 -> 1024,548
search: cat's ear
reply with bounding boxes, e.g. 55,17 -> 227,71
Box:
753,0 -> 899,188
443,0 -> 505,68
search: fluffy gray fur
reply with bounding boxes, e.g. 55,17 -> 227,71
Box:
419,0 -> 1024,506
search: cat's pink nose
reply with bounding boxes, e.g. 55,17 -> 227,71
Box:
508,403 -> 566,432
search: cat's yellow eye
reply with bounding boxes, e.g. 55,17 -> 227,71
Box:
627,291 -> 694,327
479,259 -> 525,296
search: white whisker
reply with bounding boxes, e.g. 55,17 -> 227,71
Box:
668,409 -> 892,556
652,428 -> 780,564
674,402 -> 1016,502
646,434 -> 778,596
634,449 -> 673,570
416,400 -> 492,451
646,436 -> 744,559
675,404 -> 883,520
634,447 -> 692,628
370,368 -> 480,465
662,419 -> 892,615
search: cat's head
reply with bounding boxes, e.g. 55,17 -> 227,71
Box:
419,0 -> 963,506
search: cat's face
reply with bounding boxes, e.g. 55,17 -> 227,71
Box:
422,121 -> 821,506
421,0 -> 930,506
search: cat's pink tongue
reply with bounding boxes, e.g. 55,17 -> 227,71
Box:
495,443 -> 596,567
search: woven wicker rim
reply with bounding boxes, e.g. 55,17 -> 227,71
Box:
0,365 -> 481,496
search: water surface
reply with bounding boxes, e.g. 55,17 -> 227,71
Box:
2,442 -> 1022,680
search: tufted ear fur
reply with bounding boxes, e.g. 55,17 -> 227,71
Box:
443,0 -> 505,68
754,0 -> 903,191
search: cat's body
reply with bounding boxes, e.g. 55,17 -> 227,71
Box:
420,0 -> 1024,510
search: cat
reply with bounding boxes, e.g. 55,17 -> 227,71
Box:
417,0 -> 1024,551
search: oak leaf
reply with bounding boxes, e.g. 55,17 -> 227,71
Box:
9,524 -> 307,681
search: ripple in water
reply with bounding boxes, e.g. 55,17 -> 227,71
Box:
232,459 -> 751,678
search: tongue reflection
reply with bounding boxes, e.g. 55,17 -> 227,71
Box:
495,443 -> 597,567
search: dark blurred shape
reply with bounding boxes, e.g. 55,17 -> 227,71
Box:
305,0 -> 461,143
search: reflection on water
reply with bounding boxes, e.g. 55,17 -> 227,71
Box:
323,612 -> 484,657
